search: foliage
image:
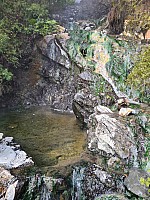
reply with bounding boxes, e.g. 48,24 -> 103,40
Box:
140,177 -> 150,193
0,65 -> 13,81
104,36 -> 134,89
0,0 -> 58,86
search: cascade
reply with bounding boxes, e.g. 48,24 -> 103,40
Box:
72,167 -> 85,200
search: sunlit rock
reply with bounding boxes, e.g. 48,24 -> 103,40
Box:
0,132 -> 3,140
88,113 -> 136,159
94,105 -> 113,114
0,136 -> 33,169
119,107 -> 137,116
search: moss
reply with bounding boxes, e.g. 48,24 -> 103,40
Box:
127,46 -> 150,89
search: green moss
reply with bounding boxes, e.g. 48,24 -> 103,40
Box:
127,47 -> 150,88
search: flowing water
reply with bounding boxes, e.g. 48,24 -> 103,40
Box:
0,106 -> 86,174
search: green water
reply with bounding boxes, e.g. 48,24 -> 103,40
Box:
0,106 -> 86,172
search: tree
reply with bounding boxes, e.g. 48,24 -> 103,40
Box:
0,0 -> 58,86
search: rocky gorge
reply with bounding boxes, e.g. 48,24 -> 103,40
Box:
0,0 -> 150,199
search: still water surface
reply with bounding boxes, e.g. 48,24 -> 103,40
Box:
0,106 -> 86,172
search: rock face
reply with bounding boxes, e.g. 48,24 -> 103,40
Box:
87,111 -> 136,159
27,33 -> 80,111
124,168 -> 150,198
82,164 -> 117,199
0,32 -> 80,110
72,68 -> 116,126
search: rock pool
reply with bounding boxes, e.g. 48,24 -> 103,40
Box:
0,106 -> 86,173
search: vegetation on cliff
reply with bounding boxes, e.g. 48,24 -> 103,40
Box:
0,0 -> 60,89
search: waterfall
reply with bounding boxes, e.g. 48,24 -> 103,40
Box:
72,167 -> 85,200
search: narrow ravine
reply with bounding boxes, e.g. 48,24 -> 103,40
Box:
0,0 -> 149,199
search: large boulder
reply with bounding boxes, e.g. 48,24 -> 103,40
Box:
87,111 -> 137,160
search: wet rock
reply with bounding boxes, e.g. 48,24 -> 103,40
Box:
124,168 -> 150,198
0,136 -> 33,169
22,31 -> 80,111
21,174 -> 64,200
82,164 -> 119,199
78,71 -> 94,82
37,33 -> 70,68
72,88 -> 100,125
88,113 -> 136,159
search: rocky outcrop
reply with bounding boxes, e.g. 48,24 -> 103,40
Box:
72,68 -> 116,126
36,34 -> 70,68
1,31 -> 81,111
27,33 -> 80,111
0,135 -> 33,200
0,135 -> 33,169
87,109 -> 137,160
